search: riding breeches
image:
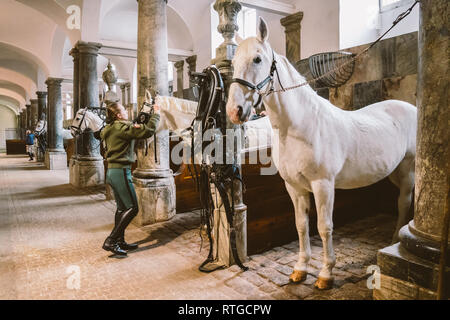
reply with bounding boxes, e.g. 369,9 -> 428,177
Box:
106,167 -> 138,212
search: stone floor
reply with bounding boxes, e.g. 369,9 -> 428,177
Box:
0,154 -> 397,300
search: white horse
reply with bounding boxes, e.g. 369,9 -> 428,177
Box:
35,119 -> 73,140
226,18 -> 416,289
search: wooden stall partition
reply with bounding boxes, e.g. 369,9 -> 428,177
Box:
6,139 -> 26,155
169,136 -> 201,213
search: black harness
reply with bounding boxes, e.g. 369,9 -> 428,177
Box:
190,65 -> 248,272
230,50 -> 285,109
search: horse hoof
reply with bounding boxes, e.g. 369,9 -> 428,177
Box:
314,277 -> 334,290
289,270 -> 307,283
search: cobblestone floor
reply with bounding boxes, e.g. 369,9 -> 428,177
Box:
0,154 -> 396,300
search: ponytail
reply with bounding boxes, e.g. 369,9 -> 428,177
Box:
106,102 -> 122,124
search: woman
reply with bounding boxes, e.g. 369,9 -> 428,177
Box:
100,102 -> 160,256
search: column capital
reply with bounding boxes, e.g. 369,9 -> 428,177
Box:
280,11 -> 304,31
69,47 -> 79,59
125,82 -> 131,89
30,98 -> 38,104
212,0 -> 242,72
185,55 -> 197,65
36,91 -> 48,98
174,60 -> 184,70
26,104 -> 31,108
45,77 -> 64,87
76,41 -> 102,55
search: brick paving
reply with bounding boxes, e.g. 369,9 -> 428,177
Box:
0,154 -> 396,300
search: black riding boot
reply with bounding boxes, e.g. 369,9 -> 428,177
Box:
102,207 -> 138,255
114,209 -> 138,251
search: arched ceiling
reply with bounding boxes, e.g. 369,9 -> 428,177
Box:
0,104 -> 19,116
0,0 -> 73,105
0,43 -> 44,86
0,68 -> 37,100
0,89 -> 26,108
15,0 -> 82,45
0,95 -> 21,112
99,0 -> 194,51
0,80 -> 28,101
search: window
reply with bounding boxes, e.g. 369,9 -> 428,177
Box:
62,92 -> 73,120
379,0 -> 414,12
211,5 -> 257,59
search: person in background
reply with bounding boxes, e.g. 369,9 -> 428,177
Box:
99,102 -> 160,256
25,130 -> 35,161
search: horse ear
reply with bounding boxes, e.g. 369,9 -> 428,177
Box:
257,17 -> 269,43
236,34 -> 244,45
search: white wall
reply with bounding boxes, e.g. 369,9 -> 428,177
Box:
291,0 -> 340,59
340,0 -> 418,49
0,105 -> 18,151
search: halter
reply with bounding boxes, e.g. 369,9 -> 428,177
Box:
230,50 -> 285,109
70,108 -> 88,136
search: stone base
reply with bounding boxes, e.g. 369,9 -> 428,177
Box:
132,175 -> 176,226
375,242 -> 449,299
45,150 -> 67,170
37,147 -> 45,162
69,158 -> 105,188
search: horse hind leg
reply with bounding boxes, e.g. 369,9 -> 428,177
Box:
285,183 -> 311,284
388,156 -> 415,243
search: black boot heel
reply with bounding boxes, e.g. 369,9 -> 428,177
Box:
102,237 -> 127,256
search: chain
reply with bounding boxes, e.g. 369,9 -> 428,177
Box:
270,0 -> 419,94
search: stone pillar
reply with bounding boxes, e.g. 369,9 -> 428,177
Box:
280,12 -> 303,65
20,110 -> 26,138
375,0 -> 449,300
18,112 -> 22,138
69,48 -> 80,113
186,55 -> 197,88
134,0 -> 175,225
26,104 -> 31,130
210,0 -> 247,268
174,60 -> 184,98
120,83 -> 127,105
69,41 -> 105,187
36,91 -> 47,121
126,82 -> 133,120
30,99 -> 39,130
44,78 -> 67,170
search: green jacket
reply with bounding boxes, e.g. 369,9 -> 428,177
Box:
100,114 -> 160,168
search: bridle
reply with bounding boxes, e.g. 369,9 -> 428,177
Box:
230,50 -> 285,109
70,108 -> 88,137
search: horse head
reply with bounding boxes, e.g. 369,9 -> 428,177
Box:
35,119 -> 47,136
70,108 -> 104,136
227,17 -> 273,124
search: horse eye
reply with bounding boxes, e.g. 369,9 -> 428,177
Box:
253,57 -> 262,64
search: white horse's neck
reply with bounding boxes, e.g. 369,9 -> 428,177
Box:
263,52 -> 343,142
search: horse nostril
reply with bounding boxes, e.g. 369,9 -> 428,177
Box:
237,105 -> 243,118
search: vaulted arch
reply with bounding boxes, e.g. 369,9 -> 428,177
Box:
0,80 -> 28,101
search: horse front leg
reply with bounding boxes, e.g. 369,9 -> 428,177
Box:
311,179 -> 336,290
285,183 -> 311,283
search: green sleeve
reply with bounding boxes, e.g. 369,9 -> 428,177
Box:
122,114 -> 160,140
100,127 -> 105,140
